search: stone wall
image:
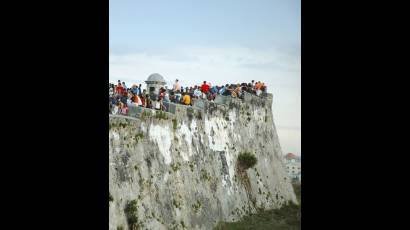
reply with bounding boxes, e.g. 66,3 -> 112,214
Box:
109,92 -> 296,230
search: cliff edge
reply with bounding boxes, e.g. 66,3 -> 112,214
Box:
109,93 -> 297,230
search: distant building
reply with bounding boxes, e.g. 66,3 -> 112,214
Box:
283,153 -> 301,183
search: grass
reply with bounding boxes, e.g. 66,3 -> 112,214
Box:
214,183 -> 301,230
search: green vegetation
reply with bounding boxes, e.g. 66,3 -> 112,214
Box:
155,111 -> 168,120
237,152 -> 258,170
141,110 -> 151,119
171,162 -> 181,172
293,183 -> 301,203
214,183 -> 301,230
214,203 -> 300,230
266,191 -> 272,201
196,111 -> 202,120
200,169 -> 212,182
117,226 -> 124,230
172,118 -> 178,130
189,162 -> 195,172
172,198 -> 182,209
110,122 -> 128,129
135,132 -> 144,143
124,200 -> 139,230
109,192 -> 113,203
192,200 -> 202,213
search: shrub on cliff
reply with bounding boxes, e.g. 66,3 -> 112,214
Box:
172,118 -> 178,130
124,200 -> 139,229
237,152 -> 257,170
155,111 -> 168,120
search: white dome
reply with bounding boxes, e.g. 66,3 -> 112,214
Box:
146,73 -> 166,83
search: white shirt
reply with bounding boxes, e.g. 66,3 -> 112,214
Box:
173,82 -> 181,91
112,106 -> 119,115
194,89 -> 202,97
155,101 -> 160,109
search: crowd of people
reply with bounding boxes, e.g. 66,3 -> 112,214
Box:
109,79 -> 267,115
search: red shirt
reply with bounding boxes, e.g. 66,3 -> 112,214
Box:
116,85 -> 124,94
201,84 -> 210,93
140,97 -> 145,106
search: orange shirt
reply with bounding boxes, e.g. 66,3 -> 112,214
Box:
255,82 -> 262,90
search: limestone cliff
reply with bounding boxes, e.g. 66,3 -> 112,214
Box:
109,93 -> 297,230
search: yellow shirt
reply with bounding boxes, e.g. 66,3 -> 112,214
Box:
183,95 -> 191,105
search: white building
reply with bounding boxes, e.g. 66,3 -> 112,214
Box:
145,73 -> 166,100
283,153 -> 301,183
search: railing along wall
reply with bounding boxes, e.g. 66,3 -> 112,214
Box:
109,92 -> 272,119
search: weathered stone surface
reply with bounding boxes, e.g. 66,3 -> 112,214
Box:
109,94 -> 296,230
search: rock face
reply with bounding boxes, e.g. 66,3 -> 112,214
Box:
109,93 -> 297,230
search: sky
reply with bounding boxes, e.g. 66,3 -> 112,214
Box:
109,0 -> 301,156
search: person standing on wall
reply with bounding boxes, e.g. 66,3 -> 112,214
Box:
173,79 -> 181,92
201,81 -> 210,99
115,81 -> 123,95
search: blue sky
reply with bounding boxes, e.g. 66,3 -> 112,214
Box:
110,0 -> 301,156
110,0 -> 300,52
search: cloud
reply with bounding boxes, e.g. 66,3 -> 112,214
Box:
109,45 -> 300,87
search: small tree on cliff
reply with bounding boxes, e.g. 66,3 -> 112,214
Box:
237,152 -> 258,171
236,151 -> 258,206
